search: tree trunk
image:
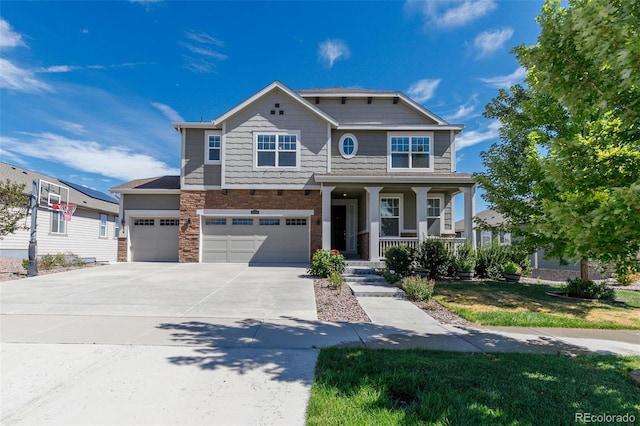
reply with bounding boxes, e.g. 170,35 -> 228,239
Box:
580,259 -> 589,280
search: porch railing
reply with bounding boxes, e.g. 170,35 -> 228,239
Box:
379,236 -> 468,258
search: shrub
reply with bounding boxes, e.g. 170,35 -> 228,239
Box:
502,261 -> 521,275
328,271 -> 344,291
415,239 -> 453,279
400,276 -> 435,302
564,278 -> 616,300
21,258 -> 29,270
454,243 -> 476,272
384,245 -> 414,276
308,249 -> 346,278
378,269 -> 402,285
476,244 -> 511,279
39,254 -> 57,270
615,269 -> 640,286
37,252 -> 85,271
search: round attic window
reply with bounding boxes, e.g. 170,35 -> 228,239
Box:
339,133 -> 358,159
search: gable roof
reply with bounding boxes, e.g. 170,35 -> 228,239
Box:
110,175 -> 181,194
1,162 -> 119,214
211,81 -> 339,128
455,209 -> 507,233
297,87 -> 455,128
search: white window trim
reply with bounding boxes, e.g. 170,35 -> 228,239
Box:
253,131 -> 301,170
379,193 -> 403,238
387,132 -> 434,172
338,133 -> 358,159
99,214 -> 108,239
205,130 -> 222,165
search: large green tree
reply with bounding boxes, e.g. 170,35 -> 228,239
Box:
0,179 -> 29,238
476,0 -> 640,278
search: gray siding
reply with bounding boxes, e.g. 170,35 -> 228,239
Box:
331,130 -> 452,173
444,194 -> 452,231
434,132 -> 452,173
310,98 -> 438,125
123,194 -> 180,211
184,129 -> 222,186
331,131 -> 386,172
224,88 -> 328,186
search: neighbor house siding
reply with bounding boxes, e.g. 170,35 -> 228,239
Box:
223,89 -> 328,186
308,97 -> 438,125
123,194 -> 180,211
184,129 -> 222,186
0,208 -> 118,262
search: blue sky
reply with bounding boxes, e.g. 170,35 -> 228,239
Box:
1,0 -> 543,219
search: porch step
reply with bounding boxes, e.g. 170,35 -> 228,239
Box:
345,260 -> 386,269
343,267 -> 407,299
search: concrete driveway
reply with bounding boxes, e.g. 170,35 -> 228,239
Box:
1,263 -> 324,425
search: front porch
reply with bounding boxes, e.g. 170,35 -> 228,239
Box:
317,175 -> 476,261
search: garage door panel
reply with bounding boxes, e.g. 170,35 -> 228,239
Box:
201,216 -> 309,263
131,218 -> 179,262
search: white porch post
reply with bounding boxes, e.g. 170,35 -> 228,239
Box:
412,186 -> 431,241
365,186 -> 383,261
321,186 -> 335,251
461,185 -> 477,249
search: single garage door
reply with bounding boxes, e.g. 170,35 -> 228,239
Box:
201,216 -> 309,263
131,218 -> 179,262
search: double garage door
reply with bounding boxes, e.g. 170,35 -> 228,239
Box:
130,218 -> 179,262
201,216 -> 310,263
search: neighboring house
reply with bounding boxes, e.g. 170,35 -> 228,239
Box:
111,81 -> 476,263
455,208 -> 580,271
0,162 -> 120,262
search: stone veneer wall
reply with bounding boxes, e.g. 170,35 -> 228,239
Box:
179,189 -> 323,263
117,237 -> 127,262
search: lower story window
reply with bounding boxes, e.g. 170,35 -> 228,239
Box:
99,214 -> 107,238
286,218 -> 307,226
205,218 -> 226,226
134,219 -> 155,226
380,197 -> 400,237
259,218 -> 280,226
51,211 -> 66,234
160,219 -> 179,226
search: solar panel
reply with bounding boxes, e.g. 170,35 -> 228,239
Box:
59,180 -> 119,204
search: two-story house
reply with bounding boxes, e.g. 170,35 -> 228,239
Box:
110,81 -> 476,263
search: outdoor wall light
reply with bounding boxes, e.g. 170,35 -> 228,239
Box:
187,218 -> 191,225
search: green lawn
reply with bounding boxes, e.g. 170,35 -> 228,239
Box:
307,348 -> 640,426
432,281 -> 640,329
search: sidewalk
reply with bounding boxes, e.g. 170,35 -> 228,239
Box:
350,291 -> 640,355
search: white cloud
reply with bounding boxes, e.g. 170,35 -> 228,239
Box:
407,0 -> 497,28
318,39 -> 351,68
456,120 -> 501,150
0,58 -> 52,93
36,65 -> 80,73
1,133 -> 178,181
55,120 -> 88,135
473,28 -> 513,58
181,30 -> 227,73
407,78 -> 441,103
446,93 -> 478,121
0,18 -> 25,49
151,102 -> 184,122
479,66 -> 526,88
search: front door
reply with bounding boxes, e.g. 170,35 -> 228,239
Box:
331,205 -> 346,251
331,201 -> 357,254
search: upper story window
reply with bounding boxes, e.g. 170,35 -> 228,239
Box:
388,132 -> 433,171
339,133 -> 358,159
205,131 -> 222,165
255,132 -> 299,168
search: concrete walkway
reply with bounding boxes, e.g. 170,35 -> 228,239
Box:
2,264 -> 639,425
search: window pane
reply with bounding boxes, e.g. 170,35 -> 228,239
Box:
391,153 -> 409,168
411,137 -> 429,152
209,149 -> 220,161
278,151 -> 296,167
380,198 -> 399,217
412,153 -> 430,168
380,218 -> 399,237
391,137 -> 409,152
343,137 -> 354,155
427,199 -> 441,217
258,151 -> 276,166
